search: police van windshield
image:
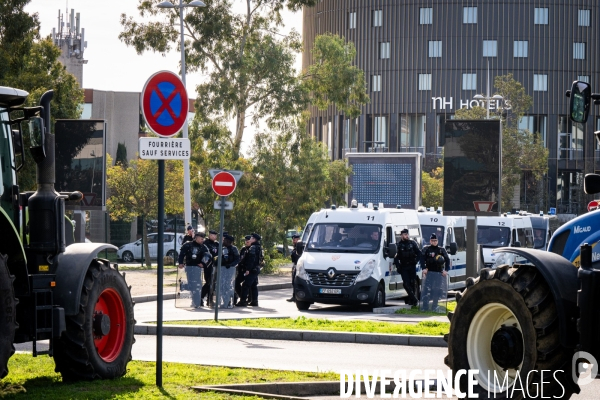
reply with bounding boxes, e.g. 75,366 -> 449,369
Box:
306,223 -> 382,254
420,225 -> 444,246
477,226 -> 510,247
533,228 -> 546,249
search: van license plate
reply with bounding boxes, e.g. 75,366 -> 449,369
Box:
319,288 -> 342,294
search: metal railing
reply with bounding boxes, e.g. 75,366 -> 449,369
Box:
558,148 -> 583,160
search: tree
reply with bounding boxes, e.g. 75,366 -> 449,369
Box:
119,1 -> 368,158
454,74 -> 548,211
1,0 -> 84,191
106,154 -> 184,267
115,142 -> 128,168
422,165 -> 443,209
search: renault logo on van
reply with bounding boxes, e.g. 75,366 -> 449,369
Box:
327,268 -> 336,279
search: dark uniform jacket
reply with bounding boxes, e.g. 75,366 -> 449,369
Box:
181,234 -> 194,247
394,239 -> 421,268
421,245 -> 451,273
290,245 -> 301,265
221,245 -> 240,268
238,246 -> 250,273
245,243 -> 262,274
178,241 -> 211,267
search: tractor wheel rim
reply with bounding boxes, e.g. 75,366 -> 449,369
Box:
466,302 -> 523,393
94,288 -> 126,363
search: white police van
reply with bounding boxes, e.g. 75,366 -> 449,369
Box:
417,208 -> 467,290
294,202 -> 421,310
478,213 -> 534,267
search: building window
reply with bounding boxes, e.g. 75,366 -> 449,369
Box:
574,43 -> 586,59
399,114 -> 425,153
514,41 -> 528,58
578,75 -> 590,83
418,74 -> 431,90
519,115 -> 547,147
462,73 -> 477,90
579,9 -> 590,26
463,7 -> 477,24
533,74 -> 548,91
348,11 -> 356,29
81,103 -> 92,119
428,41 -> 442,58
373,10 -> 382,27
483,40 -> 497,57
372,75 -> 381,92
420,8 -> 432,24
344,118 -> 358,151
380,42 -> 390,59
534,8 -> 548,25
372,116 -> 388,151
558,115 -> 583,161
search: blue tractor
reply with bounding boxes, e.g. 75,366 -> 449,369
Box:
444,80 -> 599,399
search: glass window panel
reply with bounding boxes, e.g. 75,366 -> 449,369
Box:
574,43 -> 586,59
373,10 -> 382,27
579,9 -> 590,26
535,8 -> 548,24
380,42 -> 390,59
462,73 -> 477,90
514,41 -> 528,57
463,7 -> 477,23
420,8 -> 432,24
418,74 -> 431,90
372,75 -> 381,92
483,40 -> 497,57
348,12 -> 356,29
533,74 -> 547,91
578,75 -> 590,83
429,41 -> 442,57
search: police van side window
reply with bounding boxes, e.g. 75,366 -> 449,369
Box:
454,227 -> 466,251
517,228 -> 530,247
386,226 -> 393,247
524,228 -> 534,248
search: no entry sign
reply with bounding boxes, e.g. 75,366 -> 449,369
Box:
588,200 -> 599,212
141,71 -> 189,137
212,171 -> 236,197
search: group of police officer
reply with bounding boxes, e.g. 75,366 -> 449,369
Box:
393,228 -> 450,311
178,225 -> 263,308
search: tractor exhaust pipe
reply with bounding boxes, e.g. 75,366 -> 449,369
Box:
28,90 -> 66,257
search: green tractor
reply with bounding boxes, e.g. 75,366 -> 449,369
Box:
0,86 -> 135,381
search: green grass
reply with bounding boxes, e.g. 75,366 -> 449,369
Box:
0,353 -> 338,399
395,301 -> 456,316
162,316 -> 450,336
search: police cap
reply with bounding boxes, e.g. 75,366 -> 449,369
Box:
194,232 -> 206,238
209,230 -> 218,235
187,225 -> 193,231
244,235 -> 252,241
400,228 -> 409,234
292,234 -> 300,239
223,234 -> 235,242
251,233 -> 262,241
430,233 -> 437,240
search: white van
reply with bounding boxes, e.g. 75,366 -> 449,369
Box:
417,209 -> 467,290
294,204 -> 421,310
477,214 -> 534,267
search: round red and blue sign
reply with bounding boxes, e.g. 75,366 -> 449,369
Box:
141,71 -> 189,137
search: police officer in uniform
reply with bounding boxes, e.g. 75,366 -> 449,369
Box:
219,234 -> 240,308
287,234 -> 302,302
181,225 -> 195,246
202,230 -> 219,305
234,235 -> 252,304
177,232 -> 211,308
394,228 -> 421,306
420,233 -> 450,311
237,233 -> 262,307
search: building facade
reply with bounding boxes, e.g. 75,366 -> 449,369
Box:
303,0 -> 600,214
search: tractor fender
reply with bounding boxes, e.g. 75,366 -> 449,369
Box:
54,243 -> 118,316
495,247 -> 579,348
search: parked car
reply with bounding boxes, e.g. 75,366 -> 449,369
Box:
117,233 -> 184,262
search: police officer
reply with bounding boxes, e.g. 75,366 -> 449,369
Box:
177,232 -> 211,308
219,234 -> 240,308
420,233 -> 450,311
234,235 -> 252,304
287,234 -> 302,302
237,233 -> 262,307
181,225 -> 195,246
394,228 -> 421,306
202,230 -> 219,305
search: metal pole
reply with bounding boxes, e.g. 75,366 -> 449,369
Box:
179,0 -> 192,227
156,160 -> 165,387
214,195 -> 225,322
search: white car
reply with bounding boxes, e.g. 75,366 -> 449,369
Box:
117,233 -> 184,262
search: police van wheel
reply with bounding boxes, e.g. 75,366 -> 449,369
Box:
445,265 -> 575,399
369,283 -> 385,310
296,301 -> 311,311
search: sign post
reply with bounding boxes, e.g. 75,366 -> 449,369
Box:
210,170 -> 242,322
140,70 -> 189,387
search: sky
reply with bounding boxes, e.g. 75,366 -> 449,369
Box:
25,1 -> 304,154
25,0 -> 303,93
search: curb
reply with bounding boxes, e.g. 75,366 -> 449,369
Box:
132,282 -> 292,304
133,324 -> 447,347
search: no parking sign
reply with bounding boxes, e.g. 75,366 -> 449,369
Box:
141,71 -> 189,137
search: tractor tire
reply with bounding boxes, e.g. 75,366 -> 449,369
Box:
0,254 -> 17,379
445,265 -> 576,399
53,261 -> 135,381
